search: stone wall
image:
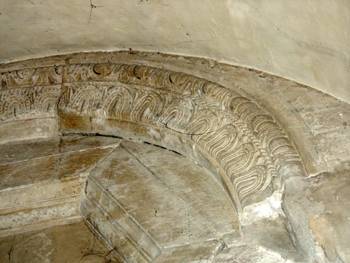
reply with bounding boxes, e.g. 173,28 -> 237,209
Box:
0,52 -> 350,262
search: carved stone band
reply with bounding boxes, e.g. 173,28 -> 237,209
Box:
0,62 -> 301,212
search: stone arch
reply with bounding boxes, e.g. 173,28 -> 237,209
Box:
0,59 -> 302,214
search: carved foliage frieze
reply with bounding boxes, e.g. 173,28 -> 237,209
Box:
0,86 -> 61,121
1,66 -> 62,89
0,66 -> 63,121
0,61 -> 300,210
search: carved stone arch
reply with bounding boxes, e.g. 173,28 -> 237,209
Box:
59,63 -> 302,211
1,59 -> 302,214
3,52 -> 350,262
2,53 -> 324,263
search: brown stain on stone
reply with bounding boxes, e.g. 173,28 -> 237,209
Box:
309,215 -> 338,261
58,147 -> 115,180
0,157 -> 56,190
0,222 -> 119,263
59,112 -> 92,132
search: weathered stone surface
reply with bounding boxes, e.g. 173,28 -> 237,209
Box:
282,170 -> 350,263
1,59 -> 301,211
0,52 -> 349,262
239,217 -> 302,261
0,135 -> 120,236
0,74 -> 62,143
82,141 -> 239,262
0,118 -> 58,144
304,173 -> 349,262
155,240 -> 224,263
0,222 -> 118,263
46,51 -> 350,177
213,244 -> 292,263
2,51 -> 349,180
0,135 -> 120,188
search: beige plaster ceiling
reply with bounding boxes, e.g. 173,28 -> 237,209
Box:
0,0 -> 350,103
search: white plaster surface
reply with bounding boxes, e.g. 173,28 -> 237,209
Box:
0,0 -> 350,103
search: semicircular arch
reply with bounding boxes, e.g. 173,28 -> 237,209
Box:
0,57 -> 303,214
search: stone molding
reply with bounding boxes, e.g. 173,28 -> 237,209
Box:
0,57 -> 302,212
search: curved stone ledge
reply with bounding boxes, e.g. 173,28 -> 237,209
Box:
0,55 -> 302,213
2,52 -> 350,262
3,51 -> 349,176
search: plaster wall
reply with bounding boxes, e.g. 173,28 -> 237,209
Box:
0,0 -> 350,103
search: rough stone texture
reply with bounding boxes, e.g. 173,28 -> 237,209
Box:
81,140 -> 302,262
283,172 -> 350,263
307,173 -> 350,262
1,1 -> 350,104
0,221 -> 119,263
0,54 -> 303,213
0,52 -> 349,262
0,135 -> 120,237
2,51 -> 349,176
82,140 -> 238,262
